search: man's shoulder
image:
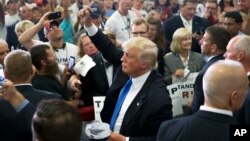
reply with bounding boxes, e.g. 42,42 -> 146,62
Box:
106,11 -> 120,21
16,85 -> 61,99
193,16 -> 209,25
165,15 -> 181,23
65,42 -> 78,48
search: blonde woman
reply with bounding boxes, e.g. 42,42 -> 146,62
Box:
15,20 -> 42,50
164,28 -> 202,85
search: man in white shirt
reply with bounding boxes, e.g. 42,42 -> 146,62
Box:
104,0 -> 137,43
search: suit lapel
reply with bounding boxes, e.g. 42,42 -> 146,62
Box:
92,54 -> 109,85
120,71 -> 156,133
177,16 -> 185,28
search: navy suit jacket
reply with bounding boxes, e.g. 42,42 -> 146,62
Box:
164,15 -> 209,53
192,54 -> 224,113
157,110 -> 237,141
89,30 -> 172,141
15,85 -> 62,106
0,85 -> 61,141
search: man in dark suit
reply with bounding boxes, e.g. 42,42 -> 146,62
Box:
0,79 -> 36,141
157,60 -> 249,141
0,50 -> 61,141
224,35 -> 250,124
191,26 -> 231,113
81,7 -> 172,141
164,0 -> 209,53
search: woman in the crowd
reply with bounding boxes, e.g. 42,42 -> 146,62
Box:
164,28 -> 202,85
15,20 -> 42,51
219,0 -> 235,13
146,17 -> 168,75
77,33 -> 99,58
154,0 -> 173,22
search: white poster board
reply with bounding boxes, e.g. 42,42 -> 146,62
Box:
93,96 -> 106,122
167,72 -> 198,117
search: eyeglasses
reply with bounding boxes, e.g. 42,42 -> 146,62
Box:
132,31 -> 147,36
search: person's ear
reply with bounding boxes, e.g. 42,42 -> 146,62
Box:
41,59 -> 47,66
230,91 -> 239,111
210,44 -> 217,54
4,69 -> 9,79
237,51 -> 245,62
141,61 -> 149,69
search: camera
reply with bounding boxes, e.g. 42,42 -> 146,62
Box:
48,12 -> 61,20
35,0 -> 48,6
68,56 -> 75,71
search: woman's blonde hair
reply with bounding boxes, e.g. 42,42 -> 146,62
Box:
170,28 -> 192,53
15,20 -> 39,40
76,32 -> 88,57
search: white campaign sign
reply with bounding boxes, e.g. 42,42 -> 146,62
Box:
93,96 -> 106,122
167,72 -> 198,117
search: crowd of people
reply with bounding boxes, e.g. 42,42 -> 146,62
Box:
0,0 -> 250,140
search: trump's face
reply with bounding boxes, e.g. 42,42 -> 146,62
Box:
121,47 -> 143,77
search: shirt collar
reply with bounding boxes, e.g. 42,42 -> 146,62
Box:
14,83 -> 32,86
131,71 -> 151,89
200,105 -> 233,116
180,13 -> 193,25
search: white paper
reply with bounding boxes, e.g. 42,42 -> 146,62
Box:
74,55 -> 96,77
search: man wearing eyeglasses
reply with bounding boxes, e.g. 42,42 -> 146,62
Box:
131,18 -> 148,38
203,0 -> 218,26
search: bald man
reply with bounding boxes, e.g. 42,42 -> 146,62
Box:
224,35 -> 250,124
157,60 -> 248,141
0,39 -> 9,65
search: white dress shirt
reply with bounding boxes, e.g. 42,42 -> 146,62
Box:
113,71 -> 151,132
200,105 -> 233,116
180,13 -> 193,32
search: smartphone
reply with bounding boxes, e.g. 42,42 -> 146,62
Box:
68,56 -> 75,71
48,12 -> 61,20
0,68 -> 5,87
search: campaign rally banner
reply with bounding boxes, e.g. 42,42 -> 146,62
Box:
167,73 -> 198,116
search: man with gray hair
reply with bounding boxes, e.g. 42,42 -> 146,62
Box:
224,35 -> 250,124
157,60 -> 248,141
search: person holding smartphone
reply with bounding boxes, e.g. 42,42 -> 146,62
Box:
30,44 -> 72,101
